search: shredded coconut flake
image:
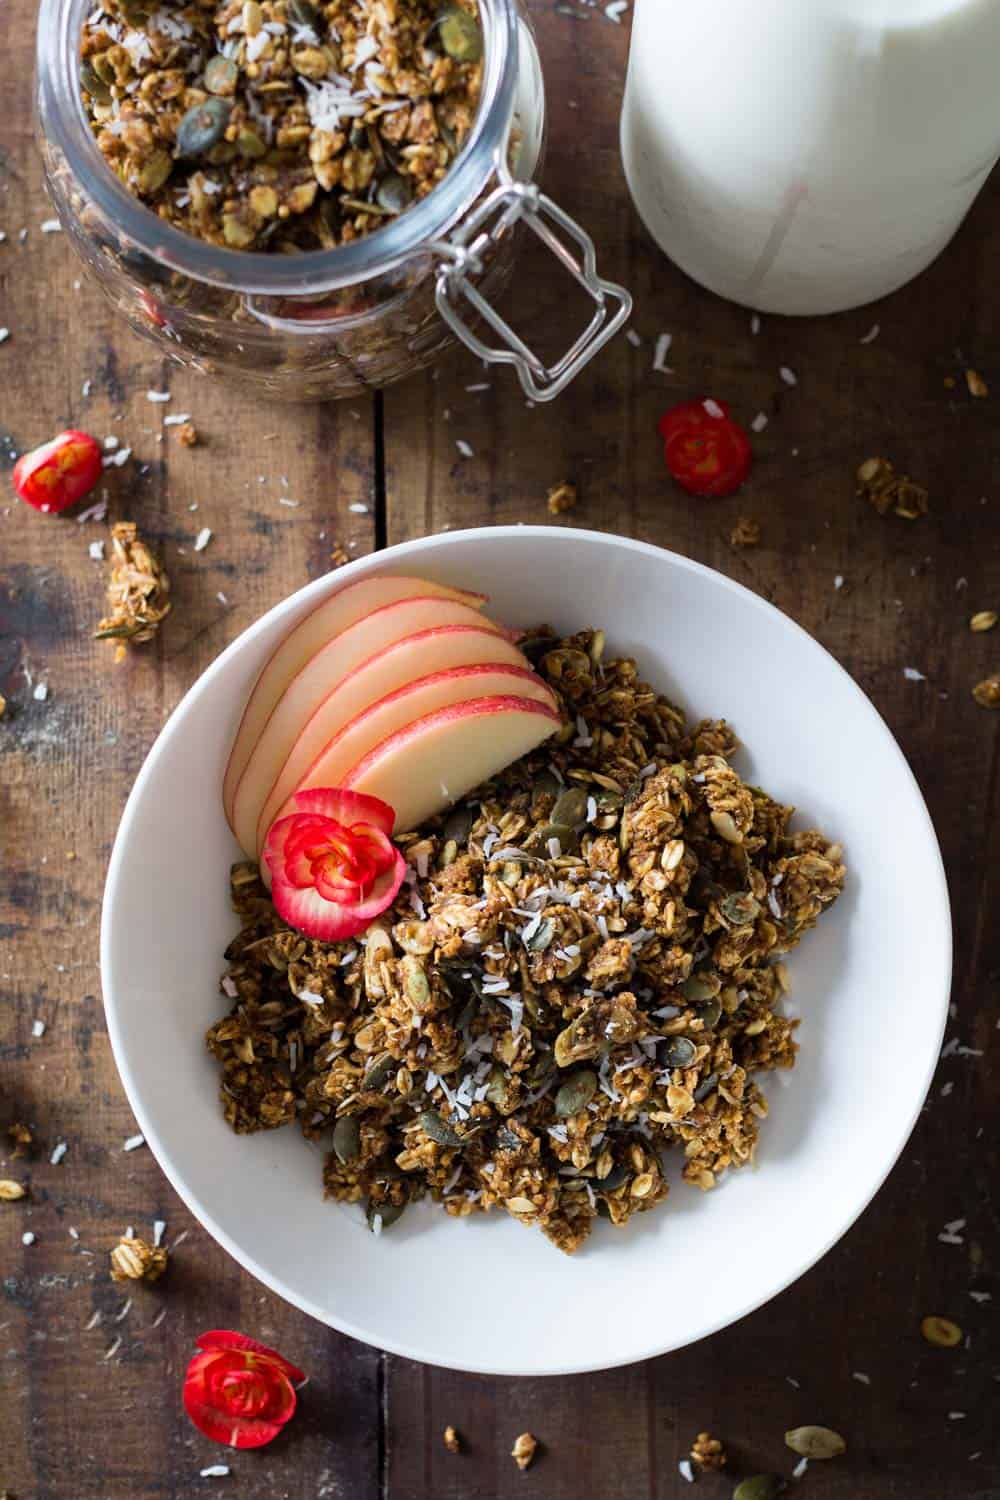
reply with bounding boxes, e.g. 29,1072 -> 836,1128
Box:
122,1133 -> 146,1152
194,527 -> 212,552
903,666 -> 926,682
653,332 -> 673,372
860,323 -> 880,344
50,1142 -> 68,1165
32,1018 -> 46,1037
146,388 -> 171,402
751,411 -> 768,432
455,439 -> 474,458
779,365 -> 798,386
678,1460 -> 694,1483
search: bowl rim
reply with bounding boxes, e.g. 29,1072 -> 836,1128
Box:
100,524 -> 952,1374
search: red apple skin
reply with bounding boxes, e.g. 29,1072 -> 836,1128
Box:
250,624 -> 532,855
259,662 -> 556,853
222,574 -> 488,824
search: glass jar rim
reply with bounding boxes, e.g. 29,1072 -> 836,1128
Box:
37,0 -> 520,294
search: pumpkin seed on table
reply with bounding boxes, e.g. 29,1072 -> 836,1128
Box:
366,1199 -> 405,1232
733,1477 -> 786,1500
920,1315 -> 962,1347
784,1426 -> 846,1459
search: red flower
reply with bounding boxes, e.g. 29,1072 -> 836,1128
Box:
658,398 -> 752,498
12,429 -> 104,514
183,1330 -> 305,1450
262,787 -> 406,942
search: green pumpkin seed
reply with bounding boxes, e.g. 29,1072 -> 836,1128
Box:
531,768 -> 562,804
80,61 -> 112,104
733,1478 -> 785,1500
696,999 -> 722,1030
784,1426 -> 846,1460
366,1198 -> 405,1232
600,1162 -> 628,1192
288,0 -> 320,26
694,1071 -> 719,1102
418,1109 -> 464,1147
204,55 -> 238,95
363,1052 -> 396,1091
176,97 -> 233,158
681,972 -> 721,1003
518,634 -> 557,663
524,917 -> 555,953
721,892 -> 761,926
375,171 -> 413,214
662,1036 -> 696,1068
554,1070 -> 597,1117
551,786 -> 590,827
438,6 -> 483,61
443,803 -> 477,844
332,1115 -> 360,1164
529,821 -> 579,855
135,148 -> 173,194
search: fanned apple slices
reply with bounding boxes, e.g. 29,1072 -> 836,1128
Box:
224,573 -> 561,856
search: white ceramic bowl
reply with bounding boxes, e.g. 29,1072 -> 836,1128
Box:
101,527 -> 951,1375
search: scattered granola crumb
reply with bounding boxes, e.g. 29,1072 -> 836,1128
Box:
653,332 -> 673,372
678,1459 -> 695,1483
546,480 -> 578,516
965,369 -> 988,398
0,328 -> 9,346
626,328 -> 642,347
200,1466 -> 230,1479
110,1232 -> 168,1284
8,1123 -> 33,1156
455,440 -> 474,459
860,323 -> 880,344
122,1133 -> 146,1152
330,543 -> 350,569
146,389 -> 171,404
0,1180 -> 27,1201
349,502 -> 370,514
40,219 -> 62,234
903,667 -> 926,682
0,693 -> 5,718
177,421 -> 199,448
852,1371 -> 871,1385
32,1019 -> 46,1039
95,522 -> 172,654
511,1433 -> 538,1471
922,1315 -> 962,1347
834,575 -> 845,591
792,1456 -> 809,1480
89,539 -> 105,561
33,682 -> 49,703
750,314 -> 761,335
779,365 -> 798,386
856,456 -> 928,520
970,611 -> 997,633
729,516 -> 760,549
443,1425 -> 461,1454
972,674 -> 1000,708
691,1431 -> 726,1470
194,526 -> 213,552
50,1142 -> 68,1165
22,1231 -> 35,1246
750,411 -> 768,433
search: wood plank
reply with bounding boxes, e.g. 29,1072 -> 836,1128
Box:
382,4 -> 1000,1497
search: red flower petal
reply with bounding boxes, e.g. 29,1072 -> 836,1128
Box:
291,786 -> 395,838
272,849 -> 406,941
195,1330 -> 305,1383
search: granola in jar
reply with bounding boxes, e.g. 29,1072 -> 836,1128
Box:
207,628 -> 845,1253
79,0 -> 484,253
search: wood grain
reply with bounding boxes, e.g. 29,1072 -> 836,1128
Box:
2,0 -> 999,1493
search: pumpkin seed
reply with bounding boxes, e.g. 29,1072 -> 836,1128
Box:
733,1478 -> 785,1500
366,1198 -> 405,1232
529,821 -> 579,855
176,97 -> 232,157
135,149 -> 173,194
525,917 -> 555,953
204,55 -> 238,95
784,1426 -> 846,1460
518,634 -> 558,662
532,768 -> 561,803
588,629 -> 606,666
332,1115 -> 360,1164
80,61 -> 112,103
363,1052 -> 396,1091
662,1036 -> 696,1068
554,1070 -> 597,1116
437,6 -> 483,61
506,1195 -> 537,1215
695,999 -> 722,1029
443,803 -> 477,844
600,1162 -> 628,1191
681,972 -> 721,1003
920,1315 -> 962,1348
721,892 -> 760,925
375,171 -> 413,214
693,1072 -> 719,1103
401,955 -> 430,1011
551,786 -> 590,827
710,809 -> 743,844
288,0 -> 320,25
418,1109 -> 464,1147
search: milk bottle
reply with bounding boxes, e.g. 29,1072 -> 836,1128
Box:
620,0 -> 1000,315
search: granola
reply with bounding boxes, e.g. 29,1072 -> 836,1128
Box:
207,628 -> 845,1254
855,456 -> 928,521
110,1231 -> 169,1282
80,0 -> 483,253
95,521 -> 172,659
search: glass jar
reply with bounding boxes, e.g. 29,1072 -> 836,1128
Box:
36,0 -> 631,400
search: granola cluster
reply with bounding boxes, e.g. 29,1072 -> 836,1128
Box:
207,629 -> 845,1253
95,521 -> 172,659
80,0 -> 483,252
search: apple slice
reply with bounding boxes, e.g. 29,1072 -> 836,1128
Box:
253,626 -> 537,853
223,573 -> 486,825
230,596 -> 504,854
341,695 -> 562,834
261,663 -> 556,852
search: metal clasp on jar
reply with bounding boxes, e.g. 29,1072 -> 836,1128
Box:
429,157 -> 632,402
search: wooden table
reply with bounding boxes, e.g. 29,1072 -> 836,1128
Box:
2,1 -> 999,1494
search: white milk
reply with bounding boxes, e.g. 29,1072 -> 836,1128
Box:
620,0 -> 1000,314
